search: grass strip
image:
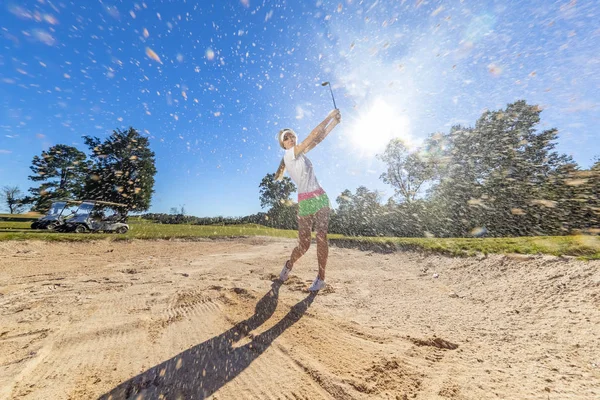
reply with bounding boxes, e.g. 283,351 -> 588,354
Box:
329,235 -> 600,259
0,221 -> 598,259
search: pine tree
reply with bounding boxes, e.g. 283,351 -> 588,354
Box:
27,144 -> 90,211
83,127 -> 156,212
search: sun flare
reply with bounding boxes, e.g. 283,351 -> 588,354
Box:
346,99 -> 412,157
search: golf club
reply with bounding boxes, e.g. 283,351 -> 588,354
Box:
321,81 -> 337,109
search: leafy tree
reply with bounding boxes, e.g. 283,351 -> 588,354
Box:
587,159 -> 600,231
544,163 -> 590,234
258,173 -> 295,209
1,186 -> 26,214
555,159 -> 600,233
379,198 -> 431,237
258,172 -> 297,229
331,189 -> 355,235
478,101 -> 572,236
426,101 -> 573,237
83,127 -> 156,212
27,144 -> 90,211
377,139 -> 435,203
331,186 -> 383,236
266,203 -> 298,230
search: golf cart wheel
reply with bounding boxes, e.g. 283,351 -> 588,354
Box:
116,226 -> 129,234
74,225 -> 87,233
47,223 -> 58,231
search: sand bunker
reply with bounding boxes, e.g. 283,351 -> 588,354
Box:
1,238 -> 599,399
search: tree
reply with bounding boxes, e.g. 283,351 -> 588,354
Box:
544,163 -> 589,234
587,159 -> 600,231
258,173 -> 297,229
378,197 -> 433,238
427,125 -> 489,236
258,173 -> 296,209
331,186 -> 383,236
169,205 -> 186,215
83,127 -> 156,212
27,144 -> 90,212
554,159 -> 600,233
427,101 -> 573,236
377,139 -> 435,203
1,186 -> 26,214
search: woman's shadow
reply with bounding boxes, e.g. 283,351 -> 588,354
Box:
99,281 -> 316,399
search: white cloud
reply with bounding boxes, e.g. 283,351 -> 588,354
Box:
295,105 -> 312,120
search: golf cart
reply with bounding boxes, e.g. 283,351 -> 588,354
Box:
64,200 -> 129,234
31,199 -> 81,231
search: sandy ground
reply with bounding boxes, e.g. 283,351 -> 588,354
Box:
0,237 -> 599,400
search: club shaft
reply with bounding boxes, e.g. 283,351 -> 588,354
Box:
328,85 -> 337,109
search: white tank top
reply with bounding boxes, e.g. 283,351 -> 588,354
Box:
283,148 -> 322,195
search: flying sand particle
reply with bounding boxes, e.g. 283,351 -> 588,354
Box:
531,199 -> 557,208
431,6 -> 444,16
145,47 -> 162,63
43,14 -> 59,25
206,48 -> 215,61
488,63 -> 502,76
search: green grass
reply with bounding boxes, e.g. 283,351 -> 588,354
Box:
0,218 -> 599,259
0,213 -> 41,222
0,221 -> 33,229
328,235 -> 600,259
0,221 -> 298,242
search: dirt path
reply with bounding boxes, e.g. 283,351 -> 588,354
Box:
1,238 -> 599,399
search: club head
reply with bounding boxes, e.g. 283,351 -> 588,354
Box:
321,81 -> 330,86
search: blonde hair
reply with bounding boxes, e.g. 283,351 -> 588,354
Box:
277,128 -> 296,149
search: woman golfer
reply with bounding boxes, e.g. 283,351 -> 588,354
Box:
275,109 -> 341,291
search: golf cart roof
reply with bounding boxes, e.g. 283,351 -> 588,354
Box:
41,199 -> 83,220
80,200 -> 128,208
50,199 -> 83,204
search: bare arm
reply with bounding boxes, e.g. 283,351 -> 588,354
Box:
274,158 -> 286,181
303,114 -> 340,154
295,109 -> 341,157
275,110 -> 340,179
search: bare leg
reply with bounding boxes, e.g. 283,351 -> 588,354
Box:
288,214 -> 314,268
315,207 -> 330,280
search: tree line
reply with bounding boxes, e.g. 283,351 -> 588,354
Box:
1,127 -> 156,214
259,100 -> 599,237
2,101 -> 598,238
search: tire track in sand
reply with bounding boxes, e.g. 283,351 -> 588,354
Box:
97,283 -> 336,400
5,283 -> 229,399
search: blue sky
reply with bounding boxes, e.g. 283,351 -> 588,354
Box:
1,0 -> 598,217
